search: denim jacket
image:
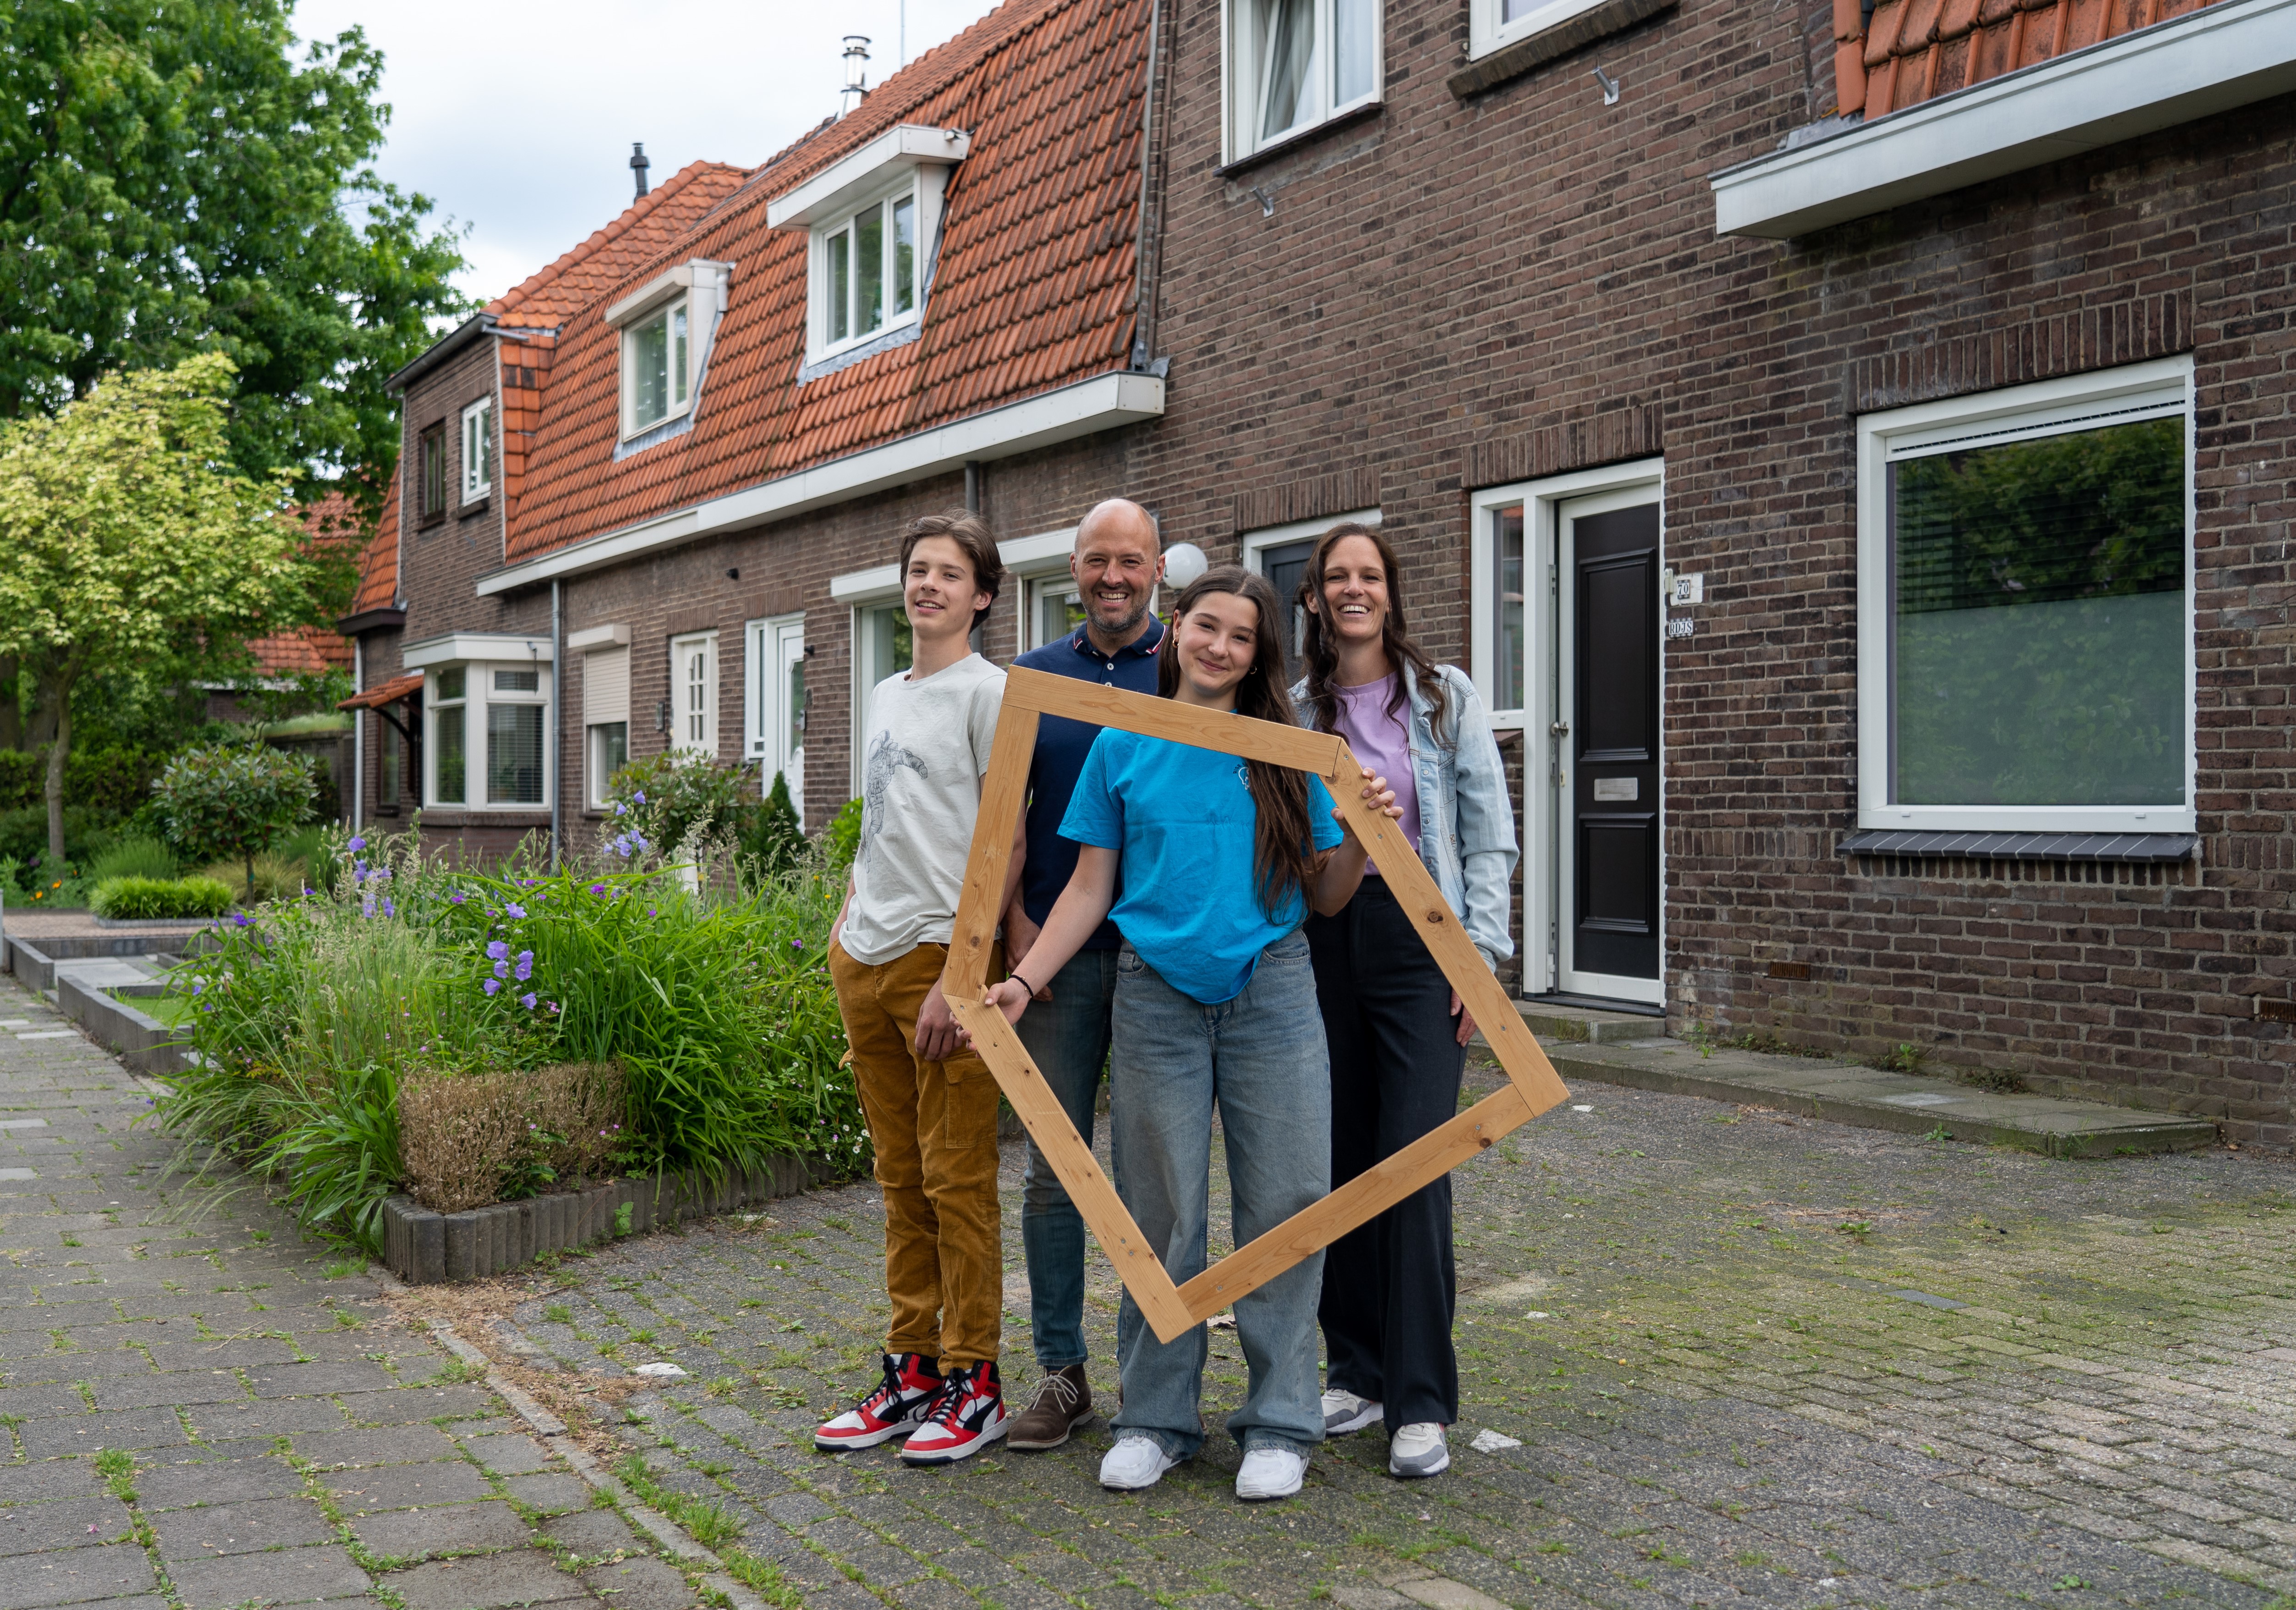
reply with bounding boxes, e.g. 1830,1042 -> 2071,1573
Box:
1291,661 -> 1520,968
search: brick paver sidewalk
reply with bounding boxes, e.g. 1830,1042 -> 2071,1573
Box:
503,1066 -> 2295,1610
0,973 -> 710,1610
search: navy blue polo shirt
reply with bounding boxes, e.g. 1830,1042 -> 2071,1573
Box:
1013,615 -> 1165,946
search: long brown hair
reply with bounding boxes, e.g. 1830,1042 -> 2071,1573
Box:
1157,565 -> 1319,920
1297,521 -> 1452,744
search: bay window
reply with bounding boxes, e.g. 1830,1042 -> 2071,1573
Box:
1856,358 -> 2194,833
416,642 -> 556,811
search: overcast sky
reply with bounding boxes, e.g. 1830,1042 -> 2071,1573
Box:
293,0 -> 1006,305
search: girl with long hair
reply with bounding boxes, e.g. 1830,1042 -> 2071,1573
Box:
978,564 -> 1398,1502
1291,521 -> 1519,1479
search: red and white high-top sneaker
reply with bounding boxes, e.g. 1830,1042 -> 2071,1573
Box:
814,1353 -> 943,1452
898,1359 -> 1007,1465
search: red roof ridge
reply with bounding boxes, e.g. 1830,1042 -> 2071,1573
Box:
488,159 -> 751,328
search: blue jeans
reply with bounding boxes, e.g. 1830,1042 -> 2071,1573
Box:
1013,947 -> 1119,1371
1109,933 -> 1331,1461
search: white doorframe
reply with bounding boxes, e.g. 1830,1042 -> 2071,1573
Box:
1470,458 -> 1664,1002
748,613 -> 807,827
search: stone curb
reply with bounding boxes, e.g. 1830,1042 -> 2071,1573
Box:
54,972 -> 191,1076
1545,1040 -> 2219,1157
369,1269 -> 773,1610
383,1155 -> 850,1284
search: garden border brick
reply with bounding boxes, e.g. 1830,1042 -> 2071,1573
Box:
381,1154 -> 850,1283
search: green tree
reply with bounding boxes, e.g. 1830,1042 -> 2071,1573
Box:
0,0 -> 468,506
0,356 -> 315,859
153,744 -> 315,902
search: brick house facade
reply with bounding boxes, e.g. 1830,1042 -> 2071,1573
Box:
344,0 -> 2296,1142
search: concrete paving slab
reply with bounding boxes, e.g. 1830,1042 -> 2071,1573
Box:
1536,1033 -> 2219,1155
350,1498 -> 533,1561
148,1494 -> 337,1557
385,1549 -> 590,1610
0,1542 -> 158,1609
166,1541 -> 370,1609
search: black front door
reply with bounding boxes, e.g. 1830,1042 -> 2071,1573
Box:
1259,539 -> 1315,680
1569,502 -> 1661,983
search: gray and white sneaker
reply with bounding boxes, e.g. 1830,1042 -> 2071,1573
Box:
1388,1422 -> 1449,1478
1321,1388 -> 1382,1436
1099,1434 -> 1179,1491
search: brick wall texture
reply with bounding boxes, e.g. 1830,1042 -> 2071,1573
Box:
354,0 -> 2296,1142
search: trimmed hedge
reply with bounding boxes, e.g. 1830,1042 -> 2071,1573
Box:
0,748 -> 164,818
90,875 -> 236,920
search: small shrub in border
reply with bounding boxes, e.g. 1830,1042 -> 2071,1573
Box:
90,875 -> 235,920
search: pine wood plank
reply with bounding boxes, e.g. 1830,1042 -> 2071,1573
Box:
946,994 -> 1196,1343
1173,1084 -> 1535,1323
1003,666 -> 1350,777
941,706 -> 1039,1001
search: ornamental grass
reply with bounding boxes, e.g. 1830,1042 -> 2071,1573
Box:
150,819 -> 867,1254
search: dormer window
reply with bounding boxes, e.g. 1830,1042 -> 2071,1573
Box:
606,260 -> 731,442
767,124 -> 969,373
823,188 -> 918,350
629,297 -> 689,430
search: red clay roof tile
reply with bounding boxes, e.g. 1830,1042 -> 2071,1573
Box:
348,476 -> 401,618
501,0 -> 1151,566
486,161 -> 749,331
1848,0 -> 2230,118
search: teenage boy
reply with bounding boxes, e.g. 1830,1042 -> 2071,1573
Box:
998,498 -> 1165,1451
819,510 -> 1016,1465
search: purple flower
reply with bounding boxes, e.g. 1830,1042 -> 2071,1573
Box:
486,940 -> 509,961
483,978 -> 501,996
347,835 -> 367,852
646,907 -> 657,918
635,790 -> 646,804
514,951 -> 533,982
520,992 -> 538,1010
232,913 -> 252,928
505,902 -> 526,920
450,891 -> 468,905
381,897 -> 397,918
493,959 -> 510,979
548,1001 -> 561,1014
789,938 -> 803,951
589,882 -> 608,896
191,980 -> 204,995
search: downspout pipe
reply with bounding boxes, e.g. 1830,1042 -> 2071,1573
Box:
550,579 -> 563,870
1131,0 -> 1162,369
351,639 -> 364,834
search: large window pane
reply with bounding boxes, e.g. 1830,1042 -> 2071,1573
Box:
379,717 -> 401,807
1335,0 -> 1374,104
856,204 -> 884,336
590,722 -> 628,806
827,228 -> 851,343
632,310 -> 669,427
1258,0 -> 1314,141
864,605 -> 913,686
1494,504 -> 1526,712
1036,582 -> 1085,650
435,705 -> 465,805
488,703 -> 545,805
1890,415 -> 2186,807
892,195 -> 916,315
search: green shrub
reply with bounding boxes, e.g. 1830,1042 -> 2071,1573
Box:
603,751 -> 762,863
154,745 -> 315,901
91,875 -> 234,920
0,803 -> 105,869
824,795 -> 862,871
88,836 -> 178,882
747,770 -> 805,875
0,747 -> 159,817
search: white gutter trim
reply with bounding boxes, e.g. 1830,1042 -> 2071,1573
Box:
476,371 -> 1166,597
766,125 -> 972,229
403,632 -> 555,669
829,563 -> 903,604
1711,0 -> 2296,239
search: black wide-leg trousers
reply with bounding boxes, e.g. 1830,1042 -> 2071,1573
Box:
1304,875 -> 1464,1433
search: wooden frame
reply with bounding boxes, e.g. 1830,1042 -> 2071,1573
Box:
941,666 -> 1571,1344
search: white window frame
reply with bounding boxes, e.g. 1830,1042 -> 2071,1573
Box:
812,178 -> 923,363
423,660 -> 555,812
1855,357 -> 2196,835
996,526 -> 1084,652
1469,0 -> 1614,63
587,720 -> 630,811
745,614 -> 809,826
1471,459 -> 1665,998
460,398 -> 492,504
622,295 -> 691,437
832,563 -> 912,795
670,632 -> 718,758
1241,508 -> 1380,669
605,260 -> 731,442
1222,0 -> 1384,166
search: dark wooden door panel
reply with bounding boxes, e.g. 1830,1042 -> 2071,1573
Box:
1571,502 -> 1661,983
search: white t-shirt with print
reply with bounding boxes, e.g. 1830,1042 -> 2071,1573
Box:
840,652 -> 1005,967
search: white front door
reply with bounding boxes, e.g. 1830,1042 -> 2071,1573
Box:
754,614 -> 807,825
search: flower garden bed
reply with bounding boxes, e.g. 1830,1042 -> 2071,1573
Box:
148,821 -> 869,1258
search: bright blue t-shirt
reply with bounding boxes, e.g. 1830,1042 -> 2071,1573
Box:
1060,729 -> 1345,1004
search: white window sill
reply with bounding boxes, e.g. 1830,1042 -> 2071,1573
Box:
621,404 -> 694,445
1857,808 -> 2196,837
1470,0 -> 1622,61
1216,97 -> 1383,177
1710,0 -> 2296,239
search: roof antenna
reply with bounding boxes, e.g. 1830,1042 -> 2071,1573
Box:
629,142 -> 651,199
840,36 -> 871,118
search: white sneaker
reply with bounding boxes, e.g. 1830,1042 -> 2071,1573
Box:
1388,1422 -> 1450,1478
1235,1445 -> 1307,1501
1099,1434 -> 1178,1491
1321,1388 -> 1382,1436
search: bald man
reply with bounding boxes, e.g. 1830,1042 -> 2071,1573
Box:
999,498 -> 1165,1451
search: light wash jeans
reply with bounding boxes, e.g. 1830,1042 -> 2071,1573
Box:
1109,932 -> 1331,1460
1013,947 -> 1119,1372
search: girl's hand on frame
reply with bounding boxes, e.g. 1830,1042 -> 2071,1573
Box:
979,976 -> 1033,1028
1333,766 -> 1402,838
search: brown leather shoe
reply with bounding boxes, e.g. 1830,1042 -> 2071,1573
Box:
1006,1363 -> 1093,1451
